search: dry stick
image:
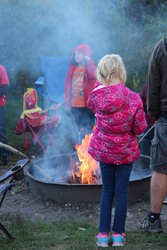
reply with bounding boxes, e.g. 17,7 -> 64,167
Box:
33,162 -> 53,181
0,142 -> 27,158
0,143 -> 54,181
138,124 -> 155,145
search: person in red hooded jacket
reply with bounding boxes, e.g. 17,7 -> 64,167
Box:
64,44 -> 96,141
0,64 -> 10,165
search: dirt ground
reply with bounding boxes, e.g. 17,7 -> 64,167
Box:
0,161 -> 167,233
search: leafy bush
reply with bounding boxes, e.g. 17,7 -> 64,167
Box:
1,0 -> 167,92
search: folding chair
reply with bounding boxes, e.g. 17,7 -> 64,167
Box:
35,56 -> 70,105
0,159 -> 29,239
21,88 -> 60,152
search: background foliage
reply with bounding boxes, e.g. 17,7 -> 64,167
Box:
0,0 -> 167,93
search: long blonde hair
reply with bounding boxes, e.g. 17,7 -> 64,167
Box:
96,54 -> 126,86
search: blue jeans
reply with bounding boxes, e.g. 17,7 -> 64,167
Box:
99,162 -> 132,234
0,106 -> 9,156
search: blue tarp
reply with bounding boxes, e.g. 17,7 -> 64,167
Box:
39,56 -> 70,103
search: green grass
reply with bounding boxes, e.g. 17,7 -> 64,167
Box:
6,93 -> 24,150
0,217 -> 166,250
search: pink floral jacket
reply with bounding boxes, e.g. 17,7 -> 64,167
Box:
87,83 -> 147,165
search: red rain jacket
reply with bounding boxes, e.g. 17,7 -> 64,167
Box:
64,44 -> 96,108
0,64 -> 9,107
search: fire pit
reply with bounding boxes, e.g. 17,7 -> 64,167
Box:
24,152 -> 152,203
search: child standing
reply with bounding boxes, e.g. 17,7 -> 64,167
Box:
64,44 -> 96,140
87,54 -> 147,247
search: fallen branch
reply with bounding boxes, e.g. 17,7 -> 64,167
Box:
0,142 -> 27,158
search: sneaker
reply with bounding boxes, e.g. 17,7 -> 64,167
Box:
163,195 -> 167,205
96,233 -> 111,248
137,215 -> 162,233
112,233 -> 125,247
1,156 -> 9,165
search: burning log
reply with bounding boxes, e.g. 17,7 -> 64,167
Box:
69,132 -> 101,185
70,172 -> 101,184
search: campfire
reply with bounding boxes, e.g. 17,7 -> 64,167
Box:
25,133 -> 152,203
70,131 -> 101,184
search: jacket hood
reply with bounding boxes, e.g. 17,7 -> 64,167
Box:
161,38 -> 167,57
75,44 -> 92,57
70,44 -> 93,64
91,83 -> 128,114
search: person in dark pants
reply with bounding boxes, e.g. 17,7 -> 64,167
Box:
140,84 -> 155,156
64,44 -> 96,142
137,37 -> 167,233
87,54 -> 147,247
0,64 -> 9,165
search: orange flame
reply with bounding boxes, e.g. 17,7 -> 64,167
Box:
70,130 -> 100,184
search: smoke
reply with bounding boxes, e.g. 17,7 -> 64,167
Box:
0,0 -> 167,81
31,154 -> 72,183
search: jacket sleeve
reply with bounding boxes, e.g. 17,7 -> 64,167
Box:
87,93 -> 96,114
84,60 -> 97,105
86,59 -> 96,81
133,97 -> 147,135
0,66 -> 9,85
139,84 -> 147,113
86,60 -> 96,91
146,46 -> 161,119
64,66 -> 74,108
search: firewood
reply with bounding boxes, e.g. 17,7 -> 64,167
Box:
0,142 -> 27,158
